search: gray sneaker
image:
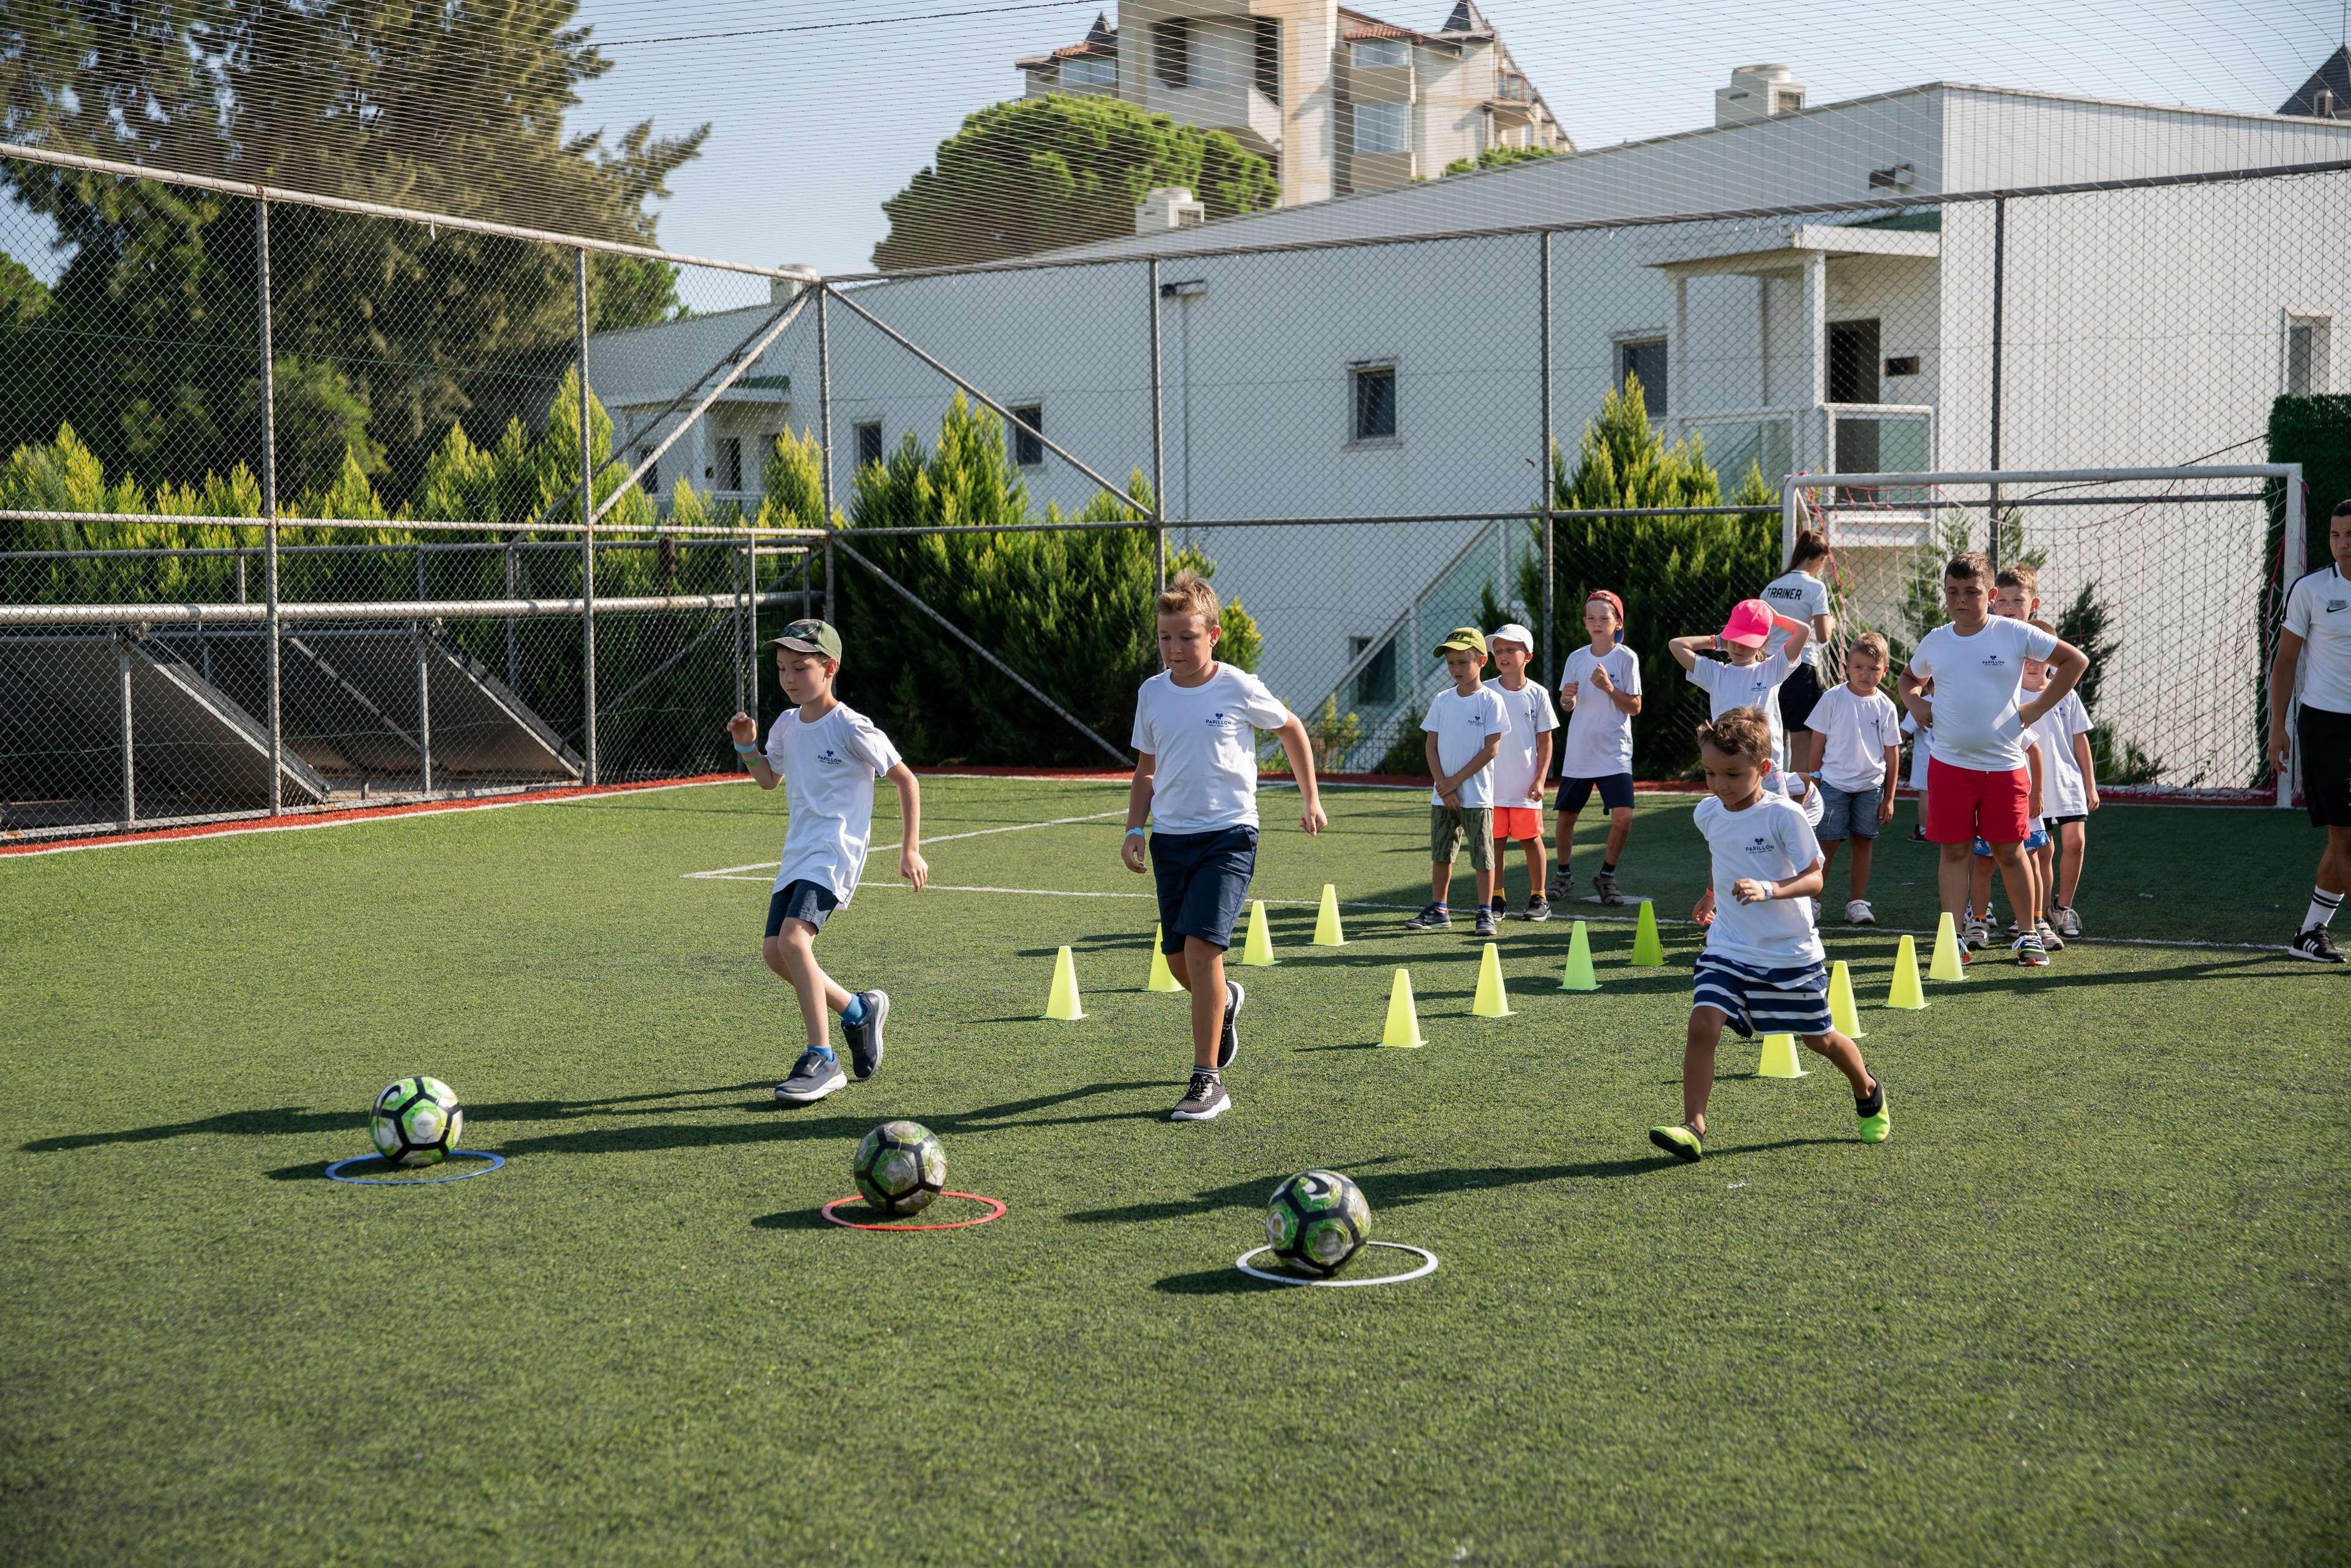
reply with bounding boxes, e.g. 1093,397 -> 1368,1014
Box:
1170,1068 -> 1229,1122
1592,871 -> 1625,907
1520,895 -> 1553,923
1403,902 -> 1452,931
1218,979 -> 1243,1070
1962,916 -> 1992,951
841,989 -> 888,1080
2054,904 -> 2082,937
2034,917 -> 2063,953
774,1048 -> 847,1105
1547,866 -> 1573,901
1474,907 -> 1499,937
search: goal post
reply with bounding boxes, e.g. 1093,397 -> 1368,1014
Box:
1780,465 -> 2306,808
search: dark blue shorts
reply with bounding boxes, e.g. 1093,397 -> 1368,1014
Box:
766,879 -> 839,937
1559,773 -> 1635,812
1150,826 -> 1259,953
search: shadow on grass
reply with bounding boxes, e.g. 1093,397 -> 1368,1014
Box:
1067,1151 -> 1665,1226
1152,1267 -> 1294,1296
749,1208 -> 837,1232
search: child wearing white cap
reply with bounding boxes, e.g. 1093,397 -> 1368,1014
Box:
1483,622 -> 1560,923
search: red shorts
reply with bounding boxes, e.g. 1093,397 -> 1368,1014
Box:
1925,756 -> 2030,844
1491,806 -> 1545,843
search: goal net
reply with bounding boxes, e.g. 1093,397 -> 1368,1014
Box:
1783,466 -> 2306,806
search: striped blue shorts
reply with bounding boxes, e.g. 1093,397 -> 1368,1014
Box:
1691,953 -> 1832,1039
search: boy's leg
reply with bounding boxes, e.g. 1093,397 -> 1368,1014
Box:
765,923 -> 850,1050
1551,806 -> 1580,888
1937,842 -> 1974,923
1429,860 -> 1453,904
1166,940 -> 1229,1071
1987,842 -> 2042,951
1603,805 -> 1634,868
1468,811 -> 1497,912
1819,838 -> 1845,891
1799,1029 -> 1872,1095
1970,855 -> 1995,925
2057,820 -> 2087,909
1679,1007 -> 1728,1131
1848,832 -> 1875,900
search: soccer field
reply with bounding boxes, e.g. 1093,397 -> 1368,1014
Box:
4,776 -> 2346,1566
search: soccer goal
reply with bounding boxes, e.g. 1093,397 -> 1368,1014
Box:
1781,465 -> 2307,806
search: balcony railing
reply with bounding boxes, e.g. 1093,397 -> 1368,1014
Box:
1671,402 -> 1934,507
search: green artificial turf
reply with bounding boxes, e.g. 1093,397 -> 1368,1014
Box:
3,777 -> 2347,1566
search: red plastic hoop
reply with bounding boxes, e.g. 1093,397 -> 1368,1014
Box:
819,1191 -> 1007,1231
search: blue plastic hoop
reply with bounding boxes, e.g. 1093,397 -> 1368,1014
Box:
324,1150 -> 504,1185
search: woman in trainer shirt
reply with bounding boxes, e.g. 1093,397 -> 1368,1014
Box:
1760,530 -> 1837,734
2267,499 -> 2351,963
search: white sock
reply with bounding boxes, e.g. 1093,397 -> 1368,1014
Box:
2306,888 -> 2344,934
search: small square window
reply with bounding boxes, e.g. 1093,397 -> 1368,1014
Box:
1010,404 -> 1045,467
2287,316 -> 2331,396
1884,354 -> 1921,377
854,422 -> 884,469
1616,337 -> 1668,417
1352,38 -> 1406,69
1351,364 -> 1397,443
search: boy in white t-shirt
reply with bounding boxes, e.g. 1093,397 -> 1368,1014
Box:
1550,590 -> 1644,908
1667,598 -> 1823,827
1123,572 -> 1325,1123
727,619 -> 930,1107
1648,705 -> 1888,1163
1800,630 -> 1903,924
2030,656 -> 2099,937
1404,627 -> 1512,937
1482,623 -> 1560,923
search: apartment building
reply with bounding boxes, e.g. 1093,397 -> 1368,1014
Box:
1015,1 -> 1572,205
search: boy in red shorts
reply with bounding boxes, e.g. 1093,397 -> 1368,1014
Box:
1897,552 -> 2090,967
1483,623 -> 1561,922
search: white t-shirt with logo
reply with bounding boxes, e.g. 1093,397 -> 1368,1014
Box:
1422,684 -> 1513,808
1906,617 -> 2060,773
1695,790 -> 1826,970
1557,645 -> 1642,779
764,702 -> 904,904
1685,650 -> 1799,772
1760,569 -> 1831,669
1902,711 -> 1929,790
1804,683 -> 1905,793
2026,690 -> 2094,817
1131,665 -> 1293,835
2284,564 -> 2351,716
1488,678 -> 1560,805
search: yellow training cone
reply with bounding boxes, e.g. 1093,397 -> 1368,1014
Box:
1886,934 -> 1929,1010
1472,942 -> 1513,1018
1630,899 -> 1665,966
1044,945 -> 1086,1021
1929,912 -> 1967,982
1147,926 -> 1181,993
1380,968 -> 1425,1048
1312,883 -> 1346,947
1757,1033 -> 1807,1078
1240,899 -> 1277,967
1828,959 -> 1866,1038
1559,920 -> 1599,991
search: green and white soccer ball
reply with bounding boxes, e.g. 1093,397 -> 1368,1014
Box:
853,1120 -> 945,1215
370,1076 -> 463,1167
1266,1170 -> 1372,1276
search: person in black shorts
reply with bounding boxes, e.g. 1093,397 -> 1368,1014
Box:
1760,530 -> 1836,735
2268,500 -> 2351,962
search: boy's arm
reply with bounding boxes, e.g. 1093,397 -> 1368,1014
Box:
2268,629 -> 2305,775
1424,731 -> 1445,793
2015,639 -> 2087,728
2072,730 -> 2099,810
2025,740 -> 2044,821
1879,741 -> 1900,822
1774,611 -> 1811,662
1529,728 -> 1554,801
1666,634 -> 1708,672
1120,753 -> 1157,872
1270,713 -> 1329,835
883,763 -> 929,889
1741,855 -> 1825,904
727,710 -> 780,790
1801,726 -> 1826,776
1897,664 -> 1933,727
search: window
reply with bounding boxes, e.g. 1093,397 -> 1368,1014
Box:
2287,315 -> 2332,396
717,436 -> 743,492
1253,18 -> 1281,100
1615,337 -> 1667,417
1351,38 -> 1406,69
636,450 -> 658,495
1062,54 -> 1114,88
1351,363 -> 1397,442
1771,88 -> 1804,114
1497,71 -> 1526,101
1351,634 -> 1398,705
854,421 -> 884,469
1152,19 -> 1188,88
1354,101 -> 1408,155
1010,404 -> 1045,467
1826,318 -> 1881,404
1884,354 -> 1921,378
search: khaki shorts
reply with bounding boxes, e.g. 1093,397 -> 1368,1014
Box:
1430,804 -> 1494,869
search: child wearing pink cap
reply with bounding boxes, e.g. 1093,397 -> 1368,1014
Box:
1668,599 -> 1821,827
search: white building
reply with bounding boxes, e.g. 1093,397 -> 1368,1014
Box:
588,70 -> 2351,768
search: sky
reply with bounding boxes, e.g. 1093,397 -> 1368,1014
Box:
564,0 -> 2349,312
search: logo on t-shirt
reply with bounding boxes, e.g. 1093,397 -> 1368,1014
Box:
1746,835 -> 1772,855
2327,597 -> 2347,614
817,747 -> 841,764
1766,586 -> 1802,602
1979,653 -> 2005,668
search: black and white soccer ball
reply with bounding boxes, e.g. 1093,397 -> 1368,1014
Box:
370,1076 -> 463,1167
853,1120 -> 945,1215
1266,1170 -> 1372,1276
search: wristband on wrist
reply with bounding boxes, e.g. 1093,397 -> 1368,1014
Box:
733,741 -> 760,757
1125,827 -> 1146,838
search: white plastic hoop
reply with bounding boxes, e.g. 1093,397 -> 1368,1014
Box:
1234,1240 -> 1439,1288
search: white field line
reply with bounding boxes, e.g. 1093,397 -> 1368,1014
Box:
683,808 -> 1130,880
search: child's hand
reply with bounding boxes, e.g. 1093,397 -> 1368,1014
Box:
2028,787 -> 2044,820
1300,801 -> 1329,836
1731,877 -> 1772,905
1692,888 -> 1715,926
1525,782 -> 1544,806
1878,791 -> 1897,827
899,847 -> 930,891
2084,787 -> 2100,813
1120,832 -> 1149,874
1588,665 -> 1616,696
727,711 -> 757,746
1560,681 -> 1579,707
1438,784 -> 1461,808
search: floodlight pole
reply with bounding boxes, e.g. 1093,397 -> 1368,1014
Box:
257,193 -> 283,816
1537,230 -> 1555,685
818,285 -> 837,626
1149,258 -> 1168,595
577,249 -> 599,787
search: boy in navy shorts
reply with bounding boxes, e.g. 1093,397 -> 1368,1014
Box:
1123,572 -> 1326,1121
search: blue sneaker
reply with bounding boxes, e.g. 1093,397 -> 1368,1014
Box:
841,990 -> 888,1080
1403,902 -> 1452,931
774,1049 -> 846,1105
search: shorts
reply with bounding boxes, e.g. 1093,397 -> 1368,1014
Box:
1558,773 -> 1635,813
1971,827 -> 2050,855
1430,805 -> 1494,869
1784,775 -> 1826,827
1151,826 -> 1259,953
1925,756 -> 2031,845
1491,806 -> 1545,843
766,879 -> 839,937
2044,814 -> 2087,830
2299,704 -> 2351,828
1691,952 -> 1832,1040
1816,781 -> 1883,841
1779,661 -> 1825,734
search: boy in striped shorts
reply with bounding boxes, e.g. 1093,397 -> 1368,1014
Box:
1649,706 -> 1889,1161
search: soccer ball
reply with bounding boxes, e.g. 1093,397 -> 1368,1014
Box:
853,1120 -> 945,1215
370,1076 -> 463,1167
1265,1170 -> 1372,1276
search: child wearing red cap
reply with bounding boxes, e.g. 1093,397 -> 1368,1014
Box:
1550,590 -> 1643,907
1668,599 -> 1821,828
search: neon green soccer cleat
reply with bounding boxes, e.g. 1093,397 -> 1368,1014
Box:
1856,1079 -> 1891,1144
1648,1122 -> 1704,1163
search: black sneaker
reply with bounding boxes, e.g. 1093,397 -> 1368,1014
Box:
1908,826 -> 1929,844
841,989 -> 888,1080
1474,907 -> 1499,937
1547,867 -> 1574,901
1488,895 -> 1510,920
1520,895 -> 1553,923
2287,925 -> 2346,963
1403,902 -> 1452,931
1219,979 -> 1243,1069
1592,870 -> 1625,907
1170,1068 -> 1229,1122
774,1049 -> 847,1105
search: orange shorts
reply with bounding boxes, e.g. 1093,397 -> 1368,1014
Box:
1491,806 -> 1545,843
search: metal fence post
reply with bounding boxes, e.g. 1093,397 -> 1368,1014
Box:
817,283 -> 838,626
414,621 -> 433,793
1987,193 -> 2008,566
1538,230 -> 1555,684
576,249 -> 599,786
257,193 -> 283,816
1148,258 -> 1168,595
117,629 -> 135,825
504,536 -> 519,689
